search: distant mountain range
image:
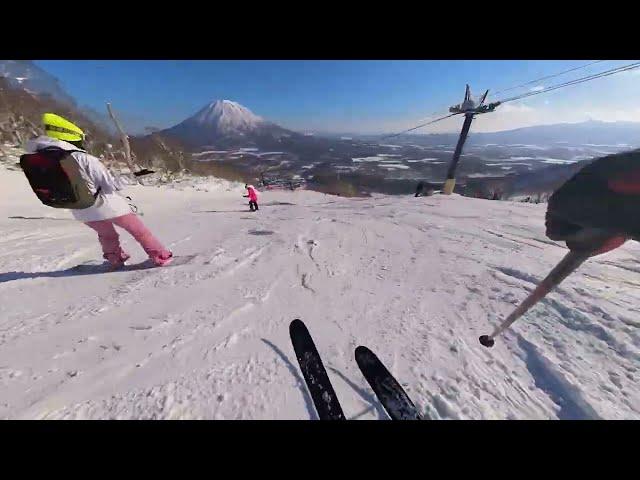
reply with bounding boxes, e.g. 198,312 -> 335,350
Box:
386,120 -> 640,148
3,59 -> 640,199
3,59 -> 638,150
155,100 -> 640,162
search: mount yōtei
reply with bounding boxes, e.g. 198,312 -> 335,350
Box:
160,100 -> 296,149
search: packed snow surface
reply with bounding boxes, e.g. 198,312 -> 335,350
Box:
1,165 -> 639,420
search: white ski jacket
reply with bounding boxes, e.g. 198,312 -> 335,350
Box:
26,136 -> 133,222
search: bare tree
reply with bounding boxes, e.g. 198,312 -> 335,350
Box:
103,143 -> 122,174
106,102 -> 141,184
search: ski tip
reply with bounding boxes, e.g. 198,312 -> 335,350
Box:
289,319 -> 305,333
354,345 -> 371,358
479,335 -> 495,348
354,345 -> 378,367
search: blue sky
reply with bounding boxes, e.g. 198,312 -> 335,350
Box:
35,60 -> 640,135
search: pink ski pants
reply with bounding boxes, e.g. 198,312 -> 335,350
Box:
85,213 -> 172,266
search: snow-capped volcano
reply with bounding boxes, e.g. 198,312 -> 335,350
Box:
190,100 -> 264,133
161,99 -> 295,149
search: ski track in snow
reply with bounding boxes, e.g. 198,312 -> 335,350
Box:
1,166 -> 639,419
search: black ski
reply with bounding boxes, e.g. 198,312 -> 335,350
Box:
355,346 -> 422,420
289,319 -> 346,420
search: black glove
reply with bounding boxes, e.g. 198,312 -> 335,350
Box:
546,150 -> 640,251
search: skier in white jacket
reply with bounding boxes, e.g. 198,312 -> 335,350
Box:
25,113 -> 173,268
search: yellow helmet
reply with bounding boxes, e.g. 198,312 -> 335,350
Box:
42,113 -> 85,142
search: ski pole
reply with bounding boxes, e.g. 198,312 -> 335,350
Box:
479,249 -> 590,347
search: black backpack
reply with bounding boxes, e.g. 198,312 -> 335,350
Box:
20,147 -> 100,209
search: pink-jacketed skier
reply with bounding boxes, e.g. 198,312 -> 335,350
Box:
244,184 -> 259,211
23,113 -> 173,268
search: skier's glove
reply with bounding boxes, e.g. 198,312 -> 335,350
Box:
545,150 -> 640,255
546,212 -> 627,256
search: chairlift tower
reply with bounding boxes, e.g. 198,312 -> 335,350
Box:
442,85 -> 500,195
